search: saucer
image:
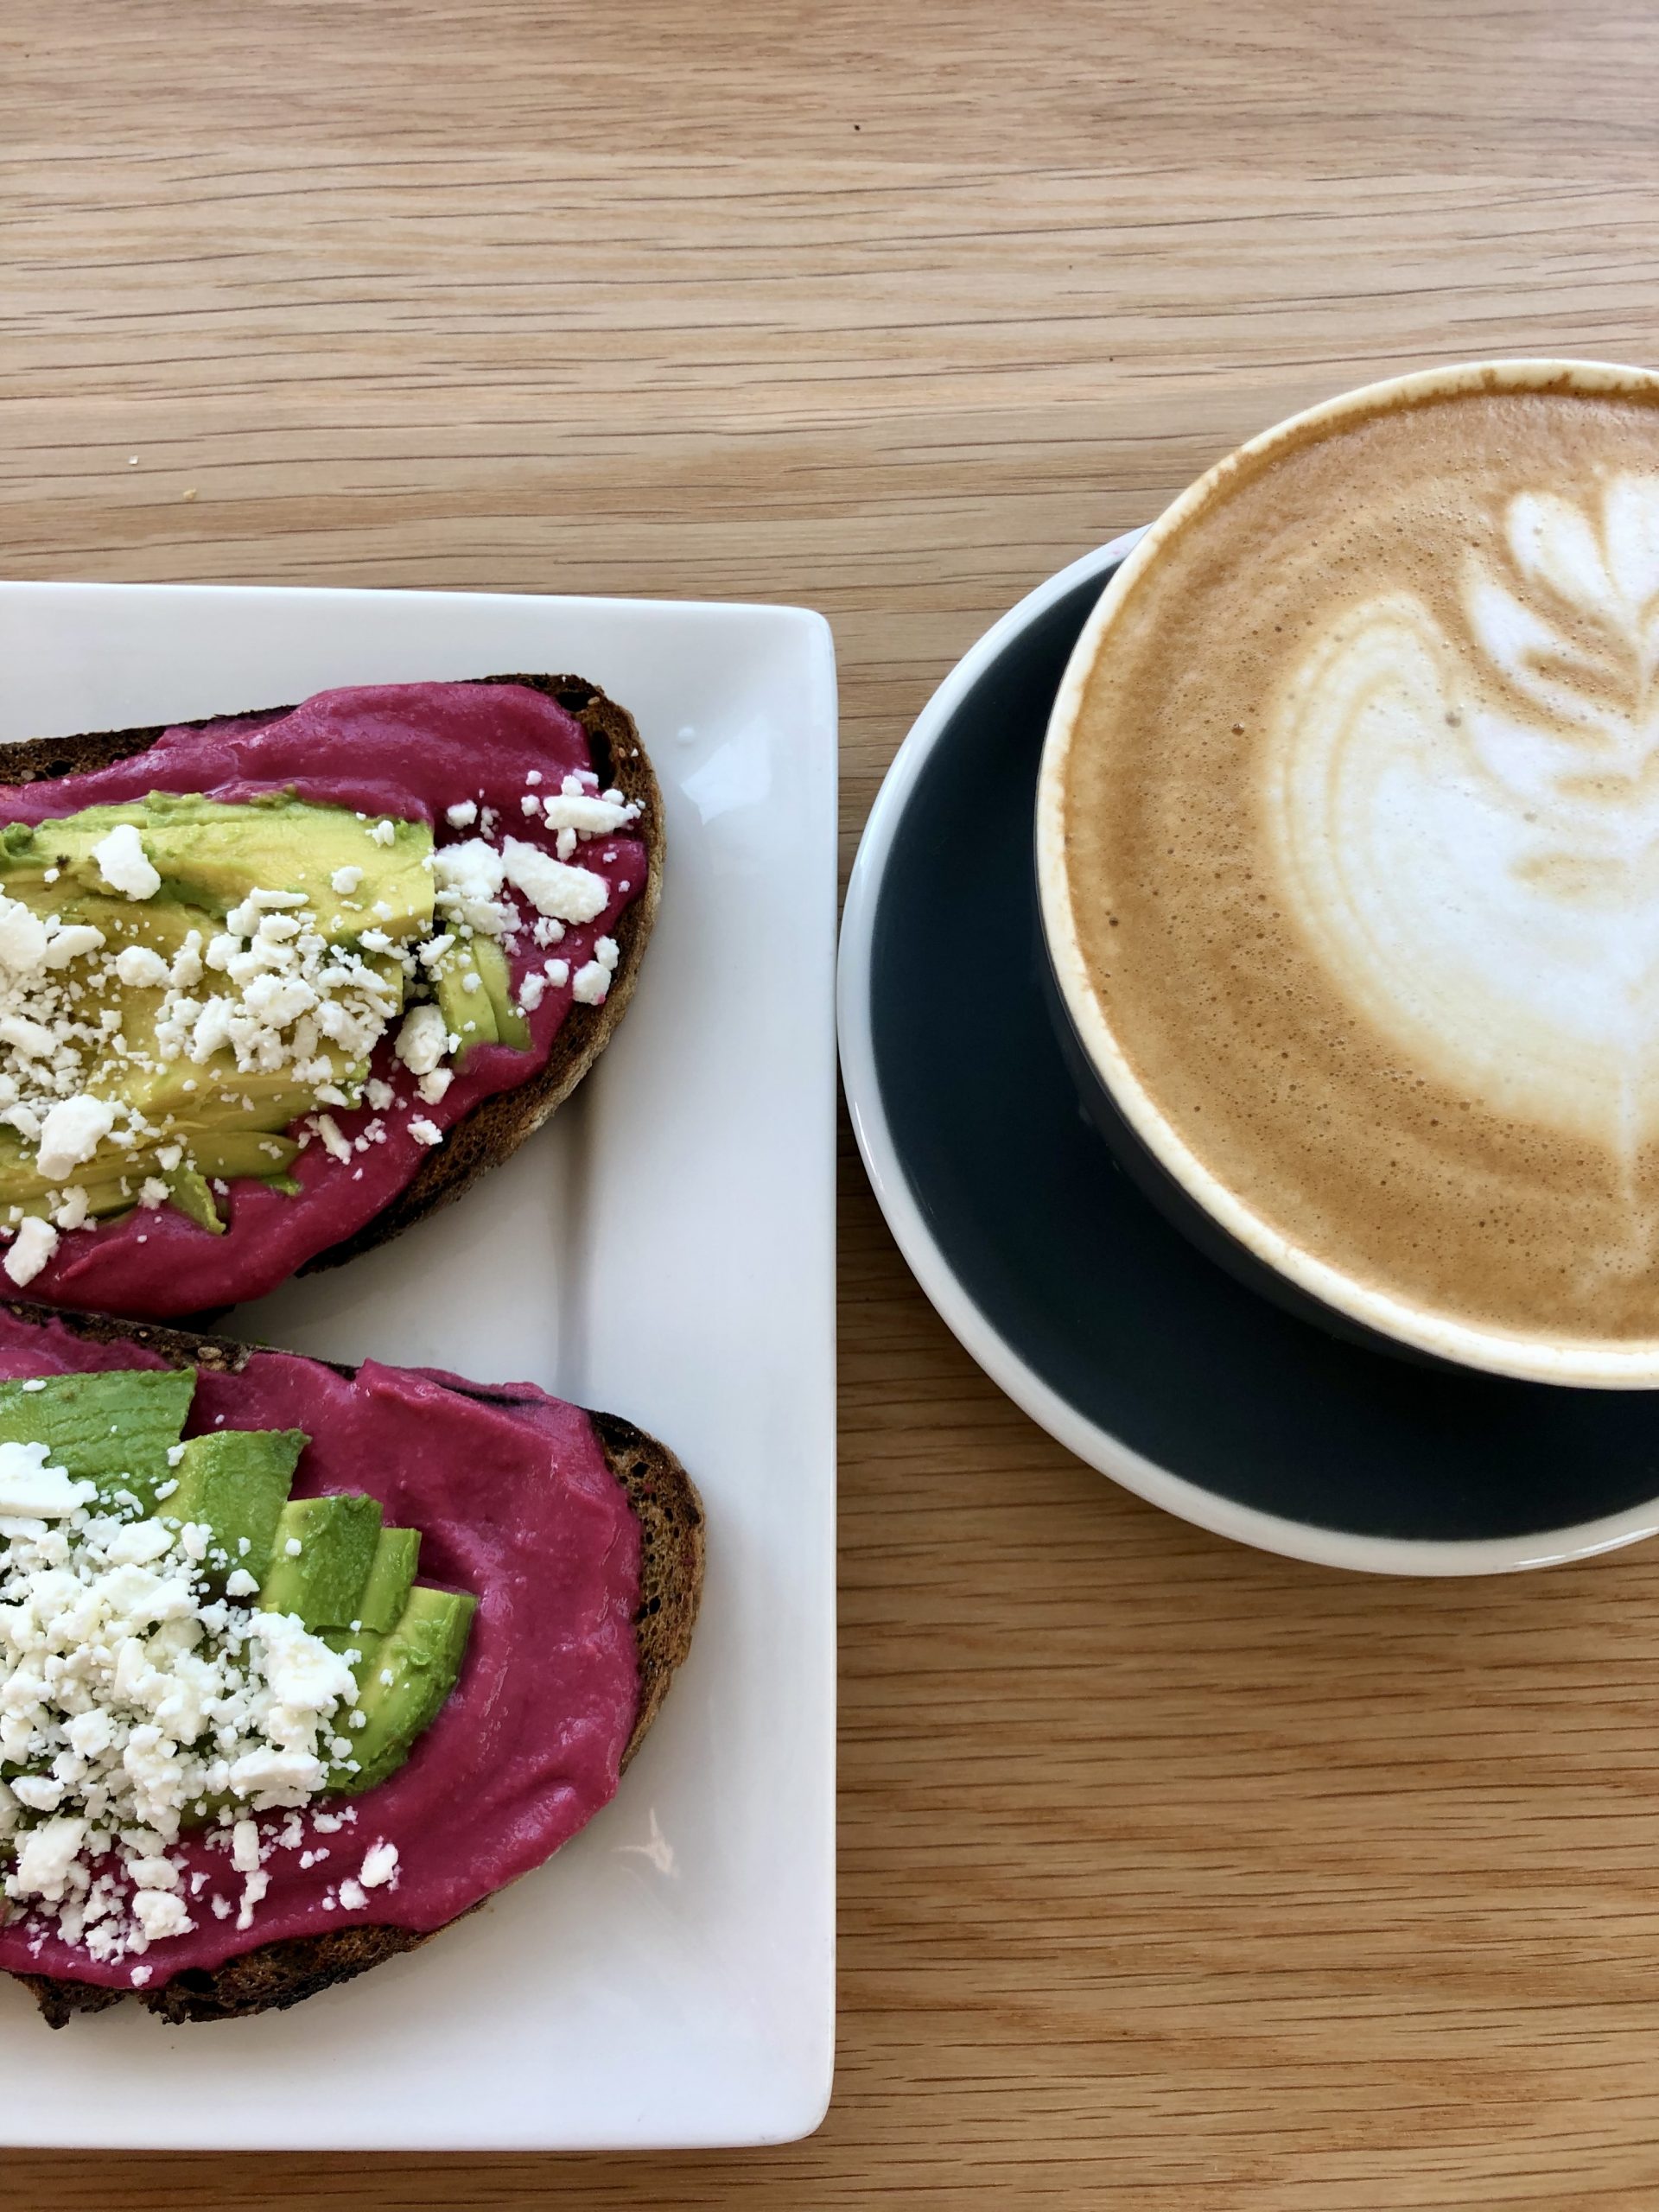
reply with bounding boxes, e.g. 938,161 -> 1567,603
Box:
838,536 -> 1659,1575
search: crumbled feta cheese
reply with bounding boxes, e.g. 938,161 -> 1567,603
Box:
594,936 -> 620,973
365,1077 -> 395,1112
0,898 -> 48,971
113,944 -> 169,989
314,1114 -> 353,1165
36,1093 -> 118,1181
337,1877 -> 367,1910
393,1002 -> 448,1077
231,1819 -> 262,1874
225,1567 -> 259,1599
0,1439 -> 92,1516
444,800 -> 477,829
331,865 -> 364,896
520,794 -> 543,817
3,1216 -> 59,1287
416,1068 -> 452,1105
538,792 -> 633,836
518,973 -> 546,1012
368,820 -> 397,848
408,1118 -> 443,1147
138,1177 -> 170,1209
359,1840 -> 399,1891
92,823 -> 162,900
571,962 -> 610,1006
500,839 -> 608,925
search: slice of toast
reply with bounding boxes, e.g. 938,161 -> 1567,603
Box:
0,1299 -> 704,2028
0,673 -> 664,1279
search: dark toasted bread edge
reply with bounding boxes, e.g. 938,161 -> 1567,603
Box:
1,1299 -> 704,2029
0,673 -> 664,1277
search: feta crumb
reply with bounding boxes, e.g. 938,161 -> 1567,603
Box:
408,1117 -> 443,1147
92,823 -> 162,899
393,1002 -> 448,1077
571,961 -> 610,1006
518,973 -> 546,1012
525,769 -> 543,785
500,839 -> 609,925
367,819 -> 397,848
283,1536 -> 302,1558
314,1114 -> 353,1165
113,944 -> 169,989
416,1067 -> 452,1105
520,794 -> 543,817
52,1185 -> 89,1231
365,1078 -> 395,1112
359,1840 -> 399,1891
36,1093 -> 118,1181
0,1439 -> 92,1516
166,1442 -> 187,1467
337,1878 -> 367,1910
3,1216 -> 60,1287
225,1567 -> 259,1598
444,800 -> 478,829
331,865 -> 365,896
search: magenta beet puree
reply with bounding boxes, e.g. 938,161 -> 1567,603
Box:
0,1309 -> 643,1988
0,683 -> 648,1316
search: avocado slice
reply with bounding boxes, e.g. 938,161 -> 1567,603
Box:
469,936 -> 530,1052
0,792 -> 436,1230
432,937 -> 499,1055
356,1526 -> 421,1632
0,1368 -> 194,1510
160,1427 -> 306,1586
334,1583 -> 478,1794
257,1493 -> 383,1629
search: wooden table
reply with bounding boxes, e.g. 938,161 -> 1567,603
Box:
8,3 -> 1659,2203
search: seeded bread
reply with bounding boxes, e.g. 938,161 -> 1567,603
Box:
0,674 -> 664,1279
0,1299 -> 705,2029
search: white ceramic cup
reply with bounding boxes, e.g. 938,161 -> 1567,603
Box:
1036,358 -> 1659,1389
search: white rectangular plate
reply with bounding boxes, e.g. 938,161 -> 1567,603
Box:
0,582 -> 837,2150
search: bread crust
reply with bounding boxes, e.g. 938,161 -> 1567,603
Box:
0,673 -> 664,1283
0,1300 -> 704,2027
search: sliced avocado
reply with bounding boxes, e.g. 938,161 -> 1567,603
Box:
160,1427 -> 305,1585
172,1128 -> 302,1182
162,1166 -> 224,1234
334,1583 -> 477,1794
257,1492 -> 383,1629
21,795 -> 433,944
0,792 -> 435,1232
356,1526 -> 421,1632
472,934 -> 531,1052
0,1368 -> 194,1510
433,938 -> 499,1054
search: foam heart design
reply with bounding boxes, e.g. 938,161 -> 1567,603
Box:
1265,474 -> 1659,1161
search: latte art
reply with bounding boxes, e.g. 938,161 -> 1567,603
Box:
1268,474 -> 1659,1155
1051,373 -> 1659,1357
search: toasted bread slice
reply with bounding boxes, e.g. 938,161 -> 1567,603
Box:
0,673 -> 663,1279
0,1300 -> 704,2029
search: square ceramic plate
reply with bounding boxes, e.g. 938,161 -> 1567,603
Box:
0,582 -> 838,2150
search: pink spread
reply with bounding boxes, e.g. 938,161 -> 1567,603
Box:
0,1306 -> 643,1989
0,683 -> 649,1316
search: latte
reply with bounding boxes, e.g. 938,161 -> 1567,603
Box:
1040,364 -> 1659,1373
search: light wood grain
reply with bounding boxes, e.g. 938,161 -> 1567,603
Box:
7,2 -> 1659,2204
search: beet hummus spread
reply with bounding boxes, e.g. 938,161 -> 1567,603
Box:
0,683 -> 649,1316
0,1307 -> 642,1990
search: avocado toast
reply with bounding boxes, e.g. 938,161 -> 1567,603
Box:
0,675 -> 661,1317
0,1298 -> 703,2026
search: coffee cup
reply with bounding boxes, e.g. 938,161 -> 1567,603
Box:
1037,359 -> 1659,1387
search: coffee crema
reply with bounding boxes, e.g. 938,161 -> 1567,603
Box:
1056,376 -> 1659,1350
